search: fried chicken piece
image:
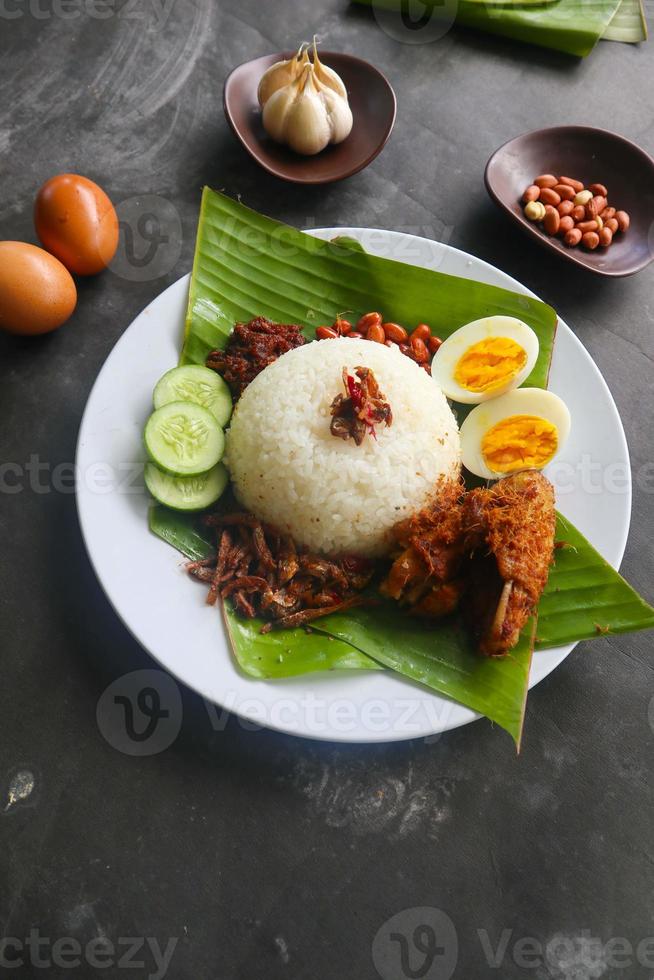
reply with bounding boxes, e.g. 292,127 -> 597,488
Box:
463,471 -> 556,657
379,479 -> 466,610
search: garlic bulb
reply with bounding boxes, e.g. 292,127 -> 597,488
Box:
257,43 -> 309,108
262,63 -> 353,156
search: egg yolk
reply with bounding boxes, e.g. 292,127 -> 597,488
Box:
482,414 -> 558,473
454,337 -> 528,393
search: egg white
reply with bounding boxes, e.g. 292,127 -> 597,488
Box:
431,316 -> 539,405
460,387 -> 571,480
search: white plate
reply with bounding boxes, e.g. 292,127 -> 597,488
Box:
76,228 -> 631,743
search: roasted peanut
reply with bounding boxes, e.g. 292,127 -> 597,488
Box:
410,336 -> 429,363
347,331 -> 363,339
558,200 -> 574,217
571,205 -> 586,222
428,335 -> 443,354
543,209 -> 560,235
577,219 -> 601,234
582,231 -> 600,250
384,340 -> 394,348
586,197 -> 606,219
334,317 -> 352,335
615,210 -> 630,232
522,185 -> 541,203
605,217 -> 619,234
560,176 -> 585,192
382,322 -> 408,344
367,323 -> 386,343
589,183 -> 608,197
356,311 -> 382,332
540,187 -> 561,207
564,228 -> 582,247
599,227 -> 613,247
574,189 -> 593,207
398,343 -> 411,357
411,324 -> 431,342
558,216 -> 575,235
316,325 -> 338,340
602,206 -> 616,220
534,174 -> 558,188
554,184 -> 576,201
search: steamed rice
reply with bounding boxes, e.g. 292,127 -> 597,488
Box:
225,338 -> 461,557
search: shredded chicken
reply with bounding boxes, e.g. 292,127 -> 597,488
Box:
330,366 -> 392,445
187,512 -> 374,632
206,316 -> 305,398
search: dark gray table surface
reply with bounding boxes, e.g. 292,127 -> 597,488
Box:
2,2 -> 654,978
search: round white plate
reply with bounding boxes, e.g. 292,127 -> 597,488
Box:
76,228 -> 631,743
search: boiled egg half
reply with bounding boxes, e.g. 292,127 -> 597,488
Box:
432,315 -> 539,404
460,388 -> 571,480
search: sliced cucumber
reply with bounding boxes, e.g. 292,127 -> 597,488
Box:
144,401 -> 225,476
153,365 -> 232,426
144,461 -> 229,512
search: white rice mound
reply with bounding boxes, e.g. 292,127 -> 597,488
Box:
225,338 -> 461,557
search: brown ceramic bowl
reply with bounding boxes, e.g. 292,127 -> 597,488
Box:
223,52 -> 396,185
485,126 -> 654,277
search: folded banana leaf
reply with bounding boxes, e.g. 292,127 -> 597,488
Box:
149,504 -> 654,745
351,0 -> 646,57
182,190 -> 557,386
149,189 -> 654,745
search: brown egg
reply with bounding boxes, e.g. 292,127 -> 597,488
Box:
0,242 -> 77,335
34,173 -> 119,275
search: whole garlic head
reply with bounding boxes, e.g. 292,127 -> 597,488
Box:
262,62 -> 353,156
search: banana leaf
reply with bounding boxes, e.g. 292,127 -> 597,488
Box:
351,0 -> 646,57
149,503 -> 534,742
149,503 -> 654,744
182,189 -> 557,388
602,0 -> 647,41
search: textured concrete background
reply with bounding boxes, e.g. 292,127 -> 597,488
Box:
1,1 -> 654,978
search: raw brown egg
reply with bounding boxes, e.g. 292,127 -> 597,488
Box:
34,173 -> 119,275
0,242 -> 77,335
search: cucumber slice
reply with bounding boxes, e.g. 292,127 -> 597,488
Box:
144,461 -> 229,512
144,401 -> 225,476
153,365 -> 232,426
